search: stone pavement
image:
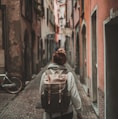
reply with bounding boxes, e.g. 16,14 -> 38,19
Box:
0,89 -> 16,114
66,64 -> 98,119
0,64 -> 98,119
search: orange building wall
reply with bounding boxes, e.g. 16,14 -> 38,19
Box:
84,0 -> 118,91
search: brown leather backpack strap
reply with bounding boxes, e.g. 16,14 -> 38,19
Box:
45,70 -> 52,104
48,83 -> 51,104
59,84 -> 62,103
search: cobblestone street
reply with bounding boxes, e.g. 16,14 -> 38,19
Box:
0,89 -> 16,114
0,64 -> 98,119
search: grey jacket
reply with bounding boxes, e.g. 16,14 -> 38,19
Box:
39,63 -> 82,119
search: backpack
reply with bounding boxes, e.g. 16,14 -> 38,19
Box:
41,68 -> 70,113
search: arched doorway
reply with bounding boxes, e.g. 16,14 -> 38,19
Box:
31,30 -> 36,74
39,37 -> 43,67
23,30 -> 31,81
91,11 -> 98,110
75,25 -> 80,74
82,25 -> 87,88
0,6 -> 7,73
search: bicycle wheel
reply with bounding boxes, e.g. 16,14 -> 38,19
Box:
5,77 -> 23,94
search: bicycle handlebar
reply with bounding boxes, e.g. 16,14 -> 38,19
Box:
0,72 -> 7,77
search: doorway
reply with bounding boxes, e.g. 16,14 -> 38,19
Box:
23,30 -> 31,81
31,30 -> 36,74
0,10 -> 4,73
105,17 -> 118,119
82,25 -> 87,88
0,7 -> 7,73
75,26 -> 80,74
91,11 -> 98,109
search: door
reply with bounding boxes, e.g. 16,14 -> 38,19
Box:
75,26 -> 80,74
0,9 -> 5,73
23,30 -> 31,81
105,17 -> 118,119
82,25 -> 87,87
91,11 -> 98,107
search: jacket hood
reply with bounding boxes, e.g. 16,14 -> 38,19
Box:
47,63 -> 67,70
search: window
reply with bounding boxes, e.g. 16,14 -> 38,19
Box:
25,0 -> 32,21
21,0 -> 32,21
82,0 -> 84,13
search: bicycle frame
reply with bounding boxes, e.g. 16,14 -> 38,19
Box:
0,73 -> 7,84
0,73 -> 16,87
0,72 -> 23,94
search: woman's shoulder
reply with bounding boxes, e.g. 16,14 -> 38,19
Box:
67,71 -> 73,75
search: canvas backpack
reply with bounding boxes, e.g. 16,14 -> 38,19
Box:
41,68 -> 71,113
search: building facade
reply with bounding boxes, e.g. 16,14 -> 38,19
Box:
41,0 -> 55,63
79,0 -> 118,119
0,0 -> 43,84
66,0 -> 118,119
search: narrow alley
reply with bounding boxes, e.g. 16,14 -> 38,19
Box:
0,0 -> 118,119
0,64 -> 98,119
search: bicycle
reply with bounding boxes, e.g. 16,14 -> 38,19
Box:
0,72 -> 23,94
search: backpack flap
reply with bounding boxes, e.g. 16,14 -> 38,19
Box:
41,69 -> 71,113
